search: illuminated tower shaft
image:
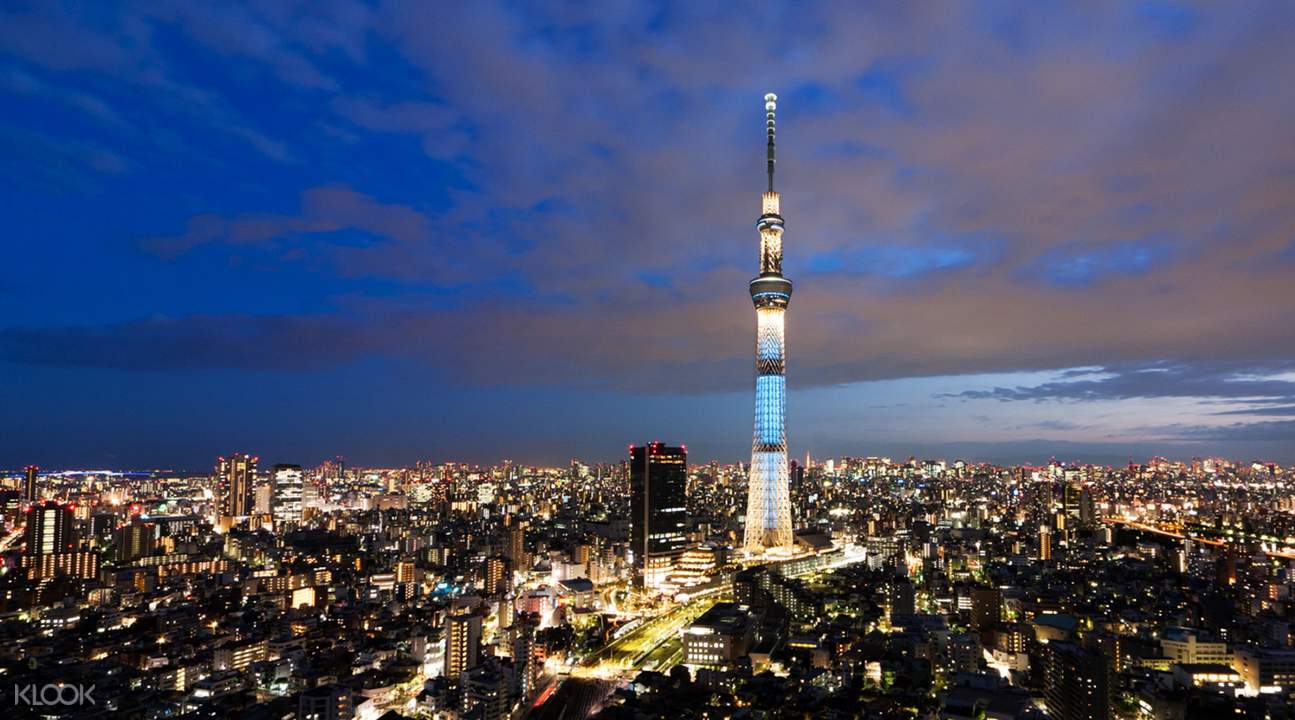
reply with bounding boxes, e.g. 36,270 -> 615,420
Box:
744,93 -> 793,554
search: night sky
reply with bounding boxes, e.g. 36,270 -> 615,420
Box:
5,2 -> 1295,469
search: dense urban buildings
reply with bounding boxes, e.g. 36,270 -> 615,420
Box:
744,93 -> 795,557
3,455 -> 1295,718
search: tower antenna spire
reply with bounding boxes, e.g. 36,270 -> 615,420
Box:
764,93 -> 777,192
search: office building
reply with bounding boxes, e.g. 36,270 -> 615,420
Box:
23,465 -> 38,502
115,520 -> 157,563
1233,647 -> 1295,695
273,463 -> 304,524
25,501 -> 76,556
683,602 -> 754,667
505,521 -> 527,570
629,443 -> 688,587
218,453 -> 258,518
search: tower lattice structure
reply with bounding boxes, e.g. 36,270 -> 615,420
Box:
743,93 -> 794,554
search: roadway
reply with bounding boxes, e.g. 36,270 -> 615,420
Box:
530,678 -> 617,720
528,544 -> 870,719
1104,517 -> 1295,559
0,527 -> 22,552
1104,517 -> 1224,546
573,591 -> 724,676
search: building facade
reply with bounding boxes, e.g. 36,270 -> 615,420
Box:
24,501 -> 75,556
445,612 -> 483,680
218,453 -> 258,518
629,443 -> 688,587
272,463 -> 304,524
23,465 -> 38,502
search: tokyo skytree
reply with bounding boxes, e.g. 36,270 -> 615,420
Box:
743,93 -> 794,554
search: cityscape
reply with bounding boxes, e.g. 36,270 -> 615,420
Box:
5,451 -> 1295,719
5,3 -> 1295,720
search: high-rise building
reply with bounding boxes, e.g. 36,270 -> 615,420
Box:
971,588 -> 1004,631
1043,641 -> 1112,720
971,587 -> 1004,646
115,520 -> 156,563
483,555 -> 511,596
505,521 -> 527,571
888,578 -> 916,619
445,612 -> 483,680
1062,482 -> 1083,522
395,558 -> 416,585
23,465 -> 38,502
272,464 -> 304,524
1079,487 -> 1097,528
744,93 -> 794,555
1039,526 -> 1052,561
218,453 -> 258,518
254,484 -> 272,516
629,443 -> 688,587
301,482 -> 320,523
25,501 -> 76,556
512,612 -> 542,700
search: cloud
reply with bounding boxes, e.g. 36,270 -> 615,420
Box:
0,315 -> 366,371
1028,239 -> 1175,285
948,362 -> 1295,403
333,98 -> 468,159
139,186 -> 432,258
7,1 -> 1295,410
1138,420 -> 1295,443
1213,405 -> 1295,417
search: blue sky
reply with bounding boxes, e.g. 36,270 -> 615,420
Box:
4,2 -> 1295,469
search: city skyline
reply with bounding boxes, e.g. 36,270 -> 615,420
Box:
7,3 -> 1295,468
5,6 -> 1295,718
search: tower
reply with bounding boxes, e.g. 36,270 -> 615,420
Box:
744,93 -> 794,554
629,443 -> 688,587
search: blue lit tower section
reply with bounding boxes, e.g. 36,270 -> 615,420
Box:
743,93 -> 794,555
